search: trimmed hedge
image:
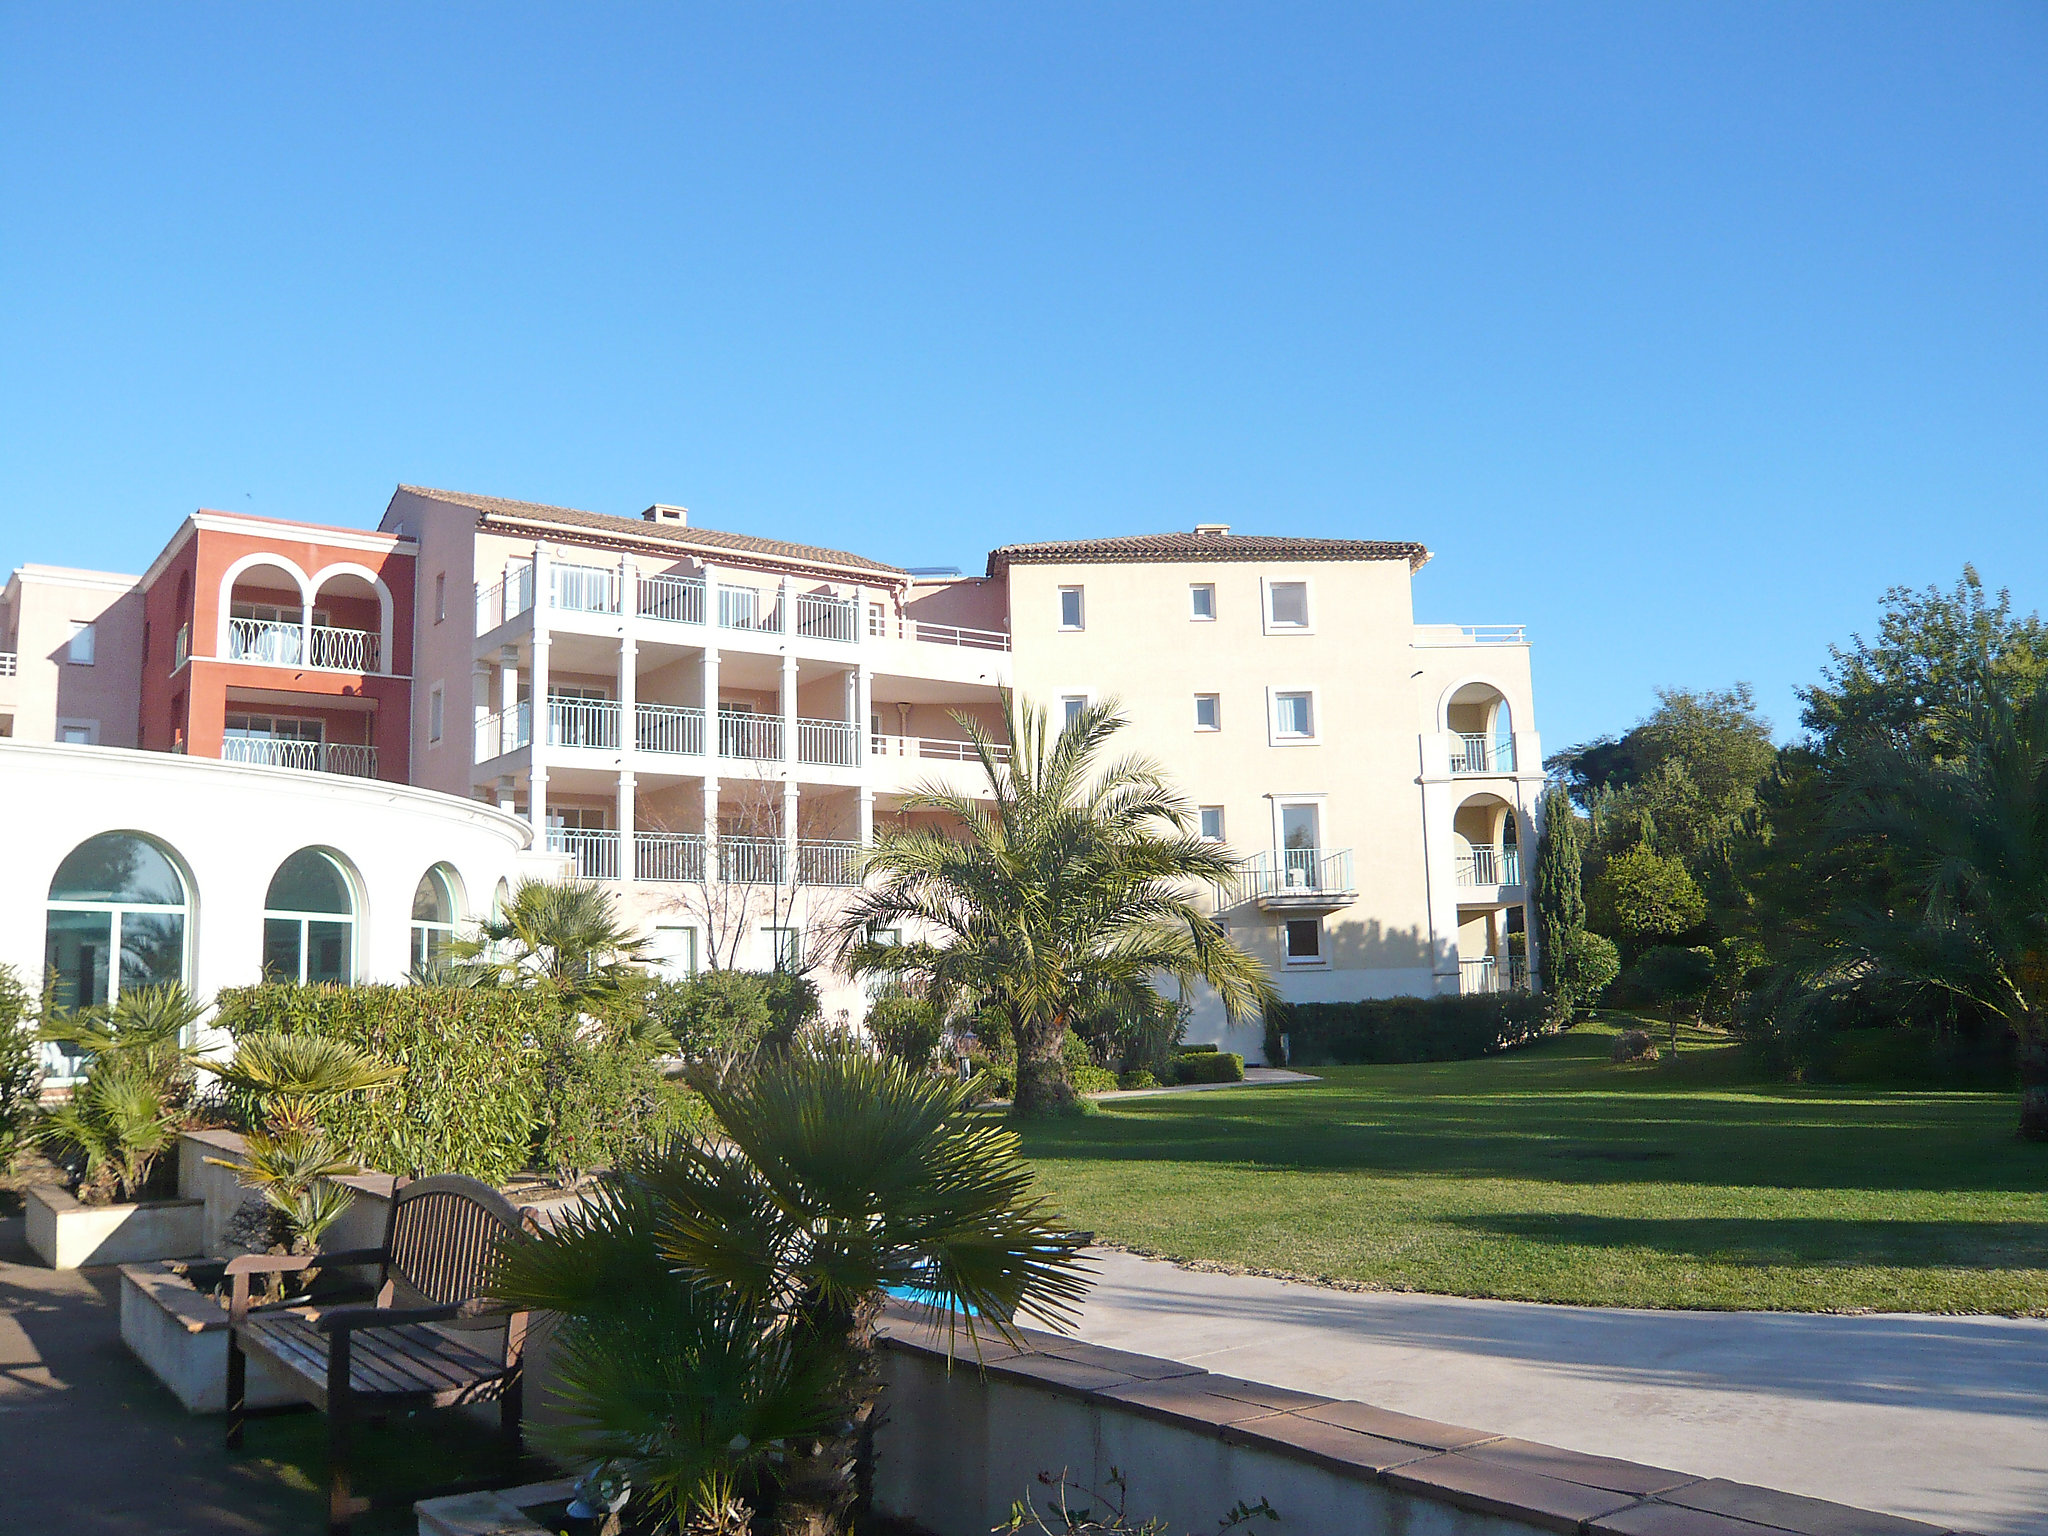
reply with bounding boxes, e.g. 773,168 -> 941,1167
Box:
1071,1064 -> 1120,1095
1268,993 -> 1553,1068
1170,1050 -> 1244,1085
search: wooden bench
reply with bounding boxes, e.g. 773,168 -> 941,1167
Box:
223,1174 -> 536,1536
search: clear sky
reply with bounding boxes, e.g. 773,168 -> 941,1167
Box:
2,4 -> 2042,753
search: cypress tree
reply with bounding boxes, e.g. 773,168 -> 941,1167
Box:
1534,786 -> 1587,992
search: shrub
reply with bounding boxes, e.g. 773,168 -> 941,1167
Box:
1117,1069 -> 1158,1090
1171,1050 -> 1244,1085
1269,993 -> 1553,1068
1611,1029 -> 1658,1064
0,965 -> 38,1168
213,985 -> 547,1183
1070,1064 -> 1120,1094
531,1013 -> 674,1185
865,990 -> 945,1071
1548,928 -> 1621,1016
764,971 -> 822,1050
967,1059 -> 1016,1103
647,971 -> 773,1066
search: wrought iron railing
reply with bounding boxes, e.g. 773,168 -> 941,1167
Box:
1240,846 -> 1356,901
719,836 -> 786,885
547,827 -> 620,880
796,717 -> 860,766
477,565 -> 536,632
475,701 -> 532,761
792,591 -> 857,643
1451,734 -> 1516,773
637,572 -> 707,625
548,696 -> 621,750
636,702 -> 706,756
717,709 -> 783,760
1456,846 -> 1522,887
221,737 -> 379,778
868,734 -> 1011,763
717,585 -> 783,633
551,563 -> 622,615
636,831 -> 706,883
1459,955 -> 1530,994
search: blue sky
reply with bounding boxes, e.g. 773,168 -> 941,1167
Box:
2,4 -> 2042,753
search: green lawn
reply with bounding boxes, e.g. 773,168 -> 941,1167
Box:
1015,1020 -> 2048,1314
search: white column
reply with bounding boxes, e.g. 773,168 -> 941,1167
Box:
779,652 -> 798,764
782,780 -> 800,875
856,664 -> 873,757
702,642 -> 721,883
617,770 -> 636,885
529,632 -> 551,840
618,628 -> 638,755
858,786 -> 874,848
496,774 -> 516,813
777,575 -> 791,635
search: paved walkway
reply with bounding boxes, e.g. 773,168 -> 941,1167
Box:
1068,1247 -> 2048,1536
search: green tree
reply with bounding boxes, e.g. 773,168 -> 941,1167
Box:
1827,672 -> 2048,1140
835,693 -> 1275,1118
0,965 -> 38,1168
1591,845 -> 1707,954
489,1045 -> 1092,1534
1533,788 -> 1587,996
451,878 -> 653,1008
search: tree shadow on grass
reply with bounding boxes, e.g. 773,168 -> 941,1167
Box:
1444,1212 -> 2048,1269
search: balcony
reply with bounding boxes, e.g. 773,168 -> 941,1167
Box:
221,737 -> 379,778
636,831 -> 706,883
549,696 -> 620,751
1240,846 -> 1357,914
547,827 -> 620,881
796,717 -> 860,767
792,592 -> 858,643
476,701 -> 533,762
478,567 -> 536,632
636,702 -> 706,757
717,709 -> 783,762
1451,734 -> 1516,774
226,617 -> 381,673
866,610 -> 1012,652
552,562 -> 622,615
717,584 -> 784,635
1456,845 -> 1522,888
869,733 -> 1010,764
1460,955 -> 1530,995
637,572 -> 706,626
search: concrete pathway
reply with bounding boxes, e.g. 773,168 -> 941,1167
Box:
1068,1247 -> 2048,1536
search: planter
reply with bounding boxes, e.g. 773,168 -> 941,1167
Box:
25,1184 -> 205,1269
118,1260 -> 299,1413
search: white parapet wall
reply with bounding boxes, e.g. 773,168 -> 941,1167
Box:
24,1184 -> 205,1269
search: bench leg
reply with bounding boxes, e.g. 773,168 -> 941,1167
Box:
225,1331 -> 247,1450
500,1373 -> 524,1474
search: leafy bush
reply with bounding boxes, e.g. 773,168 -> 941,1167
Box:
1071,1064 -> 1120,1094
1548,928 -> 1620,1015
764,970 -> 821,1050
647,971 -> 773,1066
532,1013 -> 678,1185
1269,993 -> 1554,1068
214,985 -> 547,1183
865,989 -> 945,1071
1117,1069 -> 1158,1090
1611,1028 -> 1658,1064
0,965 -> 38,1168
1170,1050 -> 1245,1085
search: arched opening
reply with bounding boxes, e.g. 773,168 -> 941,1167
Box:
410,863 -> 464,973
1452,794 -> 1520,887
223,556 -> 313,665
45,832 -> 192,1011
306,565 -> 390,672
263,848 -> 360,984
1445,683 -> 1514,773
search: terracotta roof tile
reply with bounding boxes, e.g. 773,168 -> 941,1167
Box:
986,531 -> 1430,576
397,486 -> 906,579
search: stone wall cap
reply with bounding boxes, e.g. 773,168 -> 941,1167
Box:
1590,1502 -> 1809,1536
1659,1479 -> 1963,1536
1291,1397 -> 1500,1451
1099,1372 -> 1328,1428
1220,1411 -> 1443,1477
1471,1436 -> 1699,1497
1385,1453 -> 1642,1535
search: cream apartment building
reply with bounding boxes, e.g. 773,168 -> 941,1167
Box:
0,564 -> 148,747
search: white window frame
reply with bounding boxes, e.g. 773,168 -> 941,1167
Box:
1189,583 -> 1216,621
1057,692 -> 1090,732
434,572 -> 447,624
1268,687 -> 1320,746
67,621 -> 96,665
1198,806 -> 1226,843
1267,792 -> 1328,865
1194,694 -> 1221,732
1057,586 -> 1085,631
56,718 -> 100,745
428,684 -> 445,745
652,924 -> 699,979
1261,578 -> 1314,635
1283,917 -> 1327,967
766,925 -> 803,972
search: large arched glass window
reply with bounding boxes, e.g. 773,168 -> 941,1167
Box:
263,849 -> 357,984
45,832 -> 191,1009
410,864 -> 462,972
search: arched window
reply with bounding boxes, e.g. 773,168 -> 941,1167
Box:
263,849 -> 358,984
45,832 -> 191,1010
410,864 -> 462,972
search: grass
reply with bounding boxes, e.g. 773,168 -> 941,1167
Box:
1015,1017 -> 2048,1314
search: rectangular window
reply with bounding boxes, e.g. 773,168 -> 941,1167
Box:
429,684 -> 445,744
1274,691 -> 1315,739
67,621 -> 96,665
1199,806 -> 1225,842
1058,586 -> 1085,630
1285,918 -> 1323,962
869,925 -> 902,947
1194,694 -> 1221,731
1190,584 -> 1216,621
767,926 -> 802,971
652,925 -> 698,979
1060,694 -> 1088,731
434,573 -> 447,623
59,723 -> 95,745
1267,581 -> 1309,630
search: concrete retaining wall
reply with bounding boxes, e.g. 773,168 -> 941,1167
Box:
24,1184 -> 204,1269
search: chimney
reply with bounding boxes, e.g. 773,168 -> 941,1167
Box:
642,505 -> 688,526
1194,522 -> 1230,536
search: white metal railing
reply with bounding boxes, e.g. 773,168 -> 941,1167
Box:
549,696 -> 621,750
1456,846 -> 1522,887
637,572 -> 707,626
221,737 -> 379,778
719,835 -> 785,885
863,609 -> 1012,652
798,840 -> 865,886
869,734 -> 1011,764
796,717 -> 860,766
1452,734 -> 1516,773
477,565 -> 536,633
718,585 -> 783,633
718,709 -> 784,760
792,591 -> 857,643
308,624 -> 380,672
172,624 -> 188,670
551,563 -> 622,615
475,701 -> 533,761
226,617 -> 304,666
636,831 -> 706,883
1460,955 -> 1531,994
636,702 -> 706,756
1460,625 -> 1527,644
547,827 -> 620,880
1241,846 -> 1356,901
0,652 -> 14,677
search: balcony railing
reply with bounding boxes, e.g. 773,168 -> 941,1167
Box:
0,652 -> 14,678
797,839 -> 865,886
636,831 -> 706,883
718,709 -> 783,761
637,572 -> 707,626
865,609 -> 1013,651
718,585 -> 783,634
477,566 -> 536,633
869,733 -> 1011,764
1241,846 -> 1356,901
1460,955 -> 1530,995
476,701 -> 533,761
636,702 -> 706,756
221,737 -> 379,778
792,592 -> 857,643
796,717 -> 860,767
719,835 -> 786,885
552,563 -> 622,615
1452,734 -> 1516,774
547,827 -> 620,881
226,618 -> 380,673
1456,846 -> 1522,887
549,696 -> 621,750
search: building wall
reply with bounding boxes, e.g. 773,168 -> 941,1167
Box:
0,566 -> 148,747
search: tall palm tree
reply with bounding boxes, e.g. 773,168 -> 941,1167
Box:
833,692 -> 1275,1117
1830,671 -> 2048,1140
490,1045 -> 1091,1535
450,877 -> 652,1007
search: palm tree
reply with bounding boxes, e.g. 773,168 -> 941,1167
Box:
450,877 -> 652,1008
491,1044 -> 1091,1535
833,692 -> 1275,1117
1830,671 -> 2048,1140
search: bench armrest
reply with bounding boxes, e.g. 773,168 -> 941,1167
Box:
225,1249 -> 386,1322
313,1298 -> 512,1335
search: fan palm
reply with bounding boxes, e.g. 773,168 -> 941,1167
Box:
40,981 -> 205,1099
834,692 -> 1275,1116
450,878 -> 652,1007
35,1059 -> 181,1203
1829,670 -> 2048,1139
491,1044 -> 1092,1536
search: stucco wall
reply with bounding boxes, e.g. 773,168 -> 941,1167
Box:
2,566 -> 147,747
